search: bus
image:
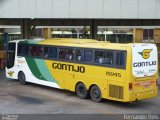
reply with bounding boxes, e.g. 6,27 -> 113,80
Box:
5,38 -> 158,102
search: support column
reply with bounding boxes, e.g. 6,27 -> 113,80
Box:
154,28 -> 160,52
21,19 -> 31,39
133,28 -> 143,43
90,20 -> 97,40
77,29 -> 80,39
154,28 -> 160,43
42,28 -> 52,39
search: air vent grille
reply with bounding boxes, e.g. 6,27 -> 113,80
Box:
109,85 -> 124,99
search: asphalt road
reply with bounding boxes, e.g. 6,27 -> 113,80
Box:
0,70 -> 160,114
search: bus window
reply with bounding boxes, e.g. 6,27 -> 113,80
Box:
59,48 -> 74,60
76,49 -> 93,63
29,46 -> 43,57
6,43 -> 16,69
95,51 -> 104,64
95,51 -> 113,65
29,46 -> 35,56
44,47 -> 57,59
84,50 -> 93,62
18,44 -> 29,56
23,45 -> 29,56
76,49 -> 83,61
116,51 -> 126,67
18,44 -> 23,56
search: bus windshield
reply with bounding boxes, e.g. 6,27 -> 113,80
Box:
6,43 -> 16,69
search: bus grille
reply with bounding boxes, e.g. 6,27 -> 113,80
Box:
109,85 -> 124,99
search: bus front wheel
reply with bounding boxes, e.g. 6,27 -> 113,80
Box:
90,85 -> 102,102
18,72 -> 26,85
76,83 -> 88,99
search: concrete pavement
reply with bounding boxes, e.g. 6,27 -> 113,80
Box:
0,70 -> 160,114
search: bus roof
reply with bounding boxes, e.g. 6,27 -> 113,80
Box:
14,38 -> 156,50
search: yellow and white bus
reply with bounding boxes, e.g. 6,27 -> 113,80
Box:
6,38 -> 158,102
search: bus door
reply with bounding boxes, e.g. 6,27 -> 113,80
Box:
6,42 -> 16,78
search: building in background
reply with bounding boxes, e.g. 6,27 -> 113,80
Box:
0,0 -> 160,45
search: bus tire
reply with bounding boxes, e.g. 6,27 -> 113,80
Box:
76,83 -> 88,99
18,72 -> 27,85
90,85 -> 102,102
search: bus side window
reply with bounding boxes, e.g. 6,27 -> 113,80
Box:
76,49 -> 83,61
95,51 -> 104,64
95,50 -> 113,65
23,45 -> 29,56
29,46 -> 43,57
104,51 -> 113,65
36,46 -> 43,57
44,47 -> 57,59
18,44 -> 28,56
44,47 -> 49,58
66,49 -> 74,60
84,50 -> 93,62
76,49 -> 93,63
18,44 -> 23,56
59,48 -> 74,61
116,51 -> 126,67
59,48 -> 65,59
29,46 -> 35,56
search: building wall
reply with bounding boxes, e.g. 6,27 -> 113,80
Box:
0,0 -> 160,19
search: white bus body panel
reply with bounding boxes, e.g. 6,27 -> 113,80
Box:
6,41 -> 61,89
132,44 -> 157,78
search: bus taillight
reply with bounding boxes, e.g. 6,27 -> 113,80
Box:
129,83 -> 133,91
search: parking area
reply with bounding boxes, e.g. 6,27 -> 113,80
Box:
0,70 -> 160,114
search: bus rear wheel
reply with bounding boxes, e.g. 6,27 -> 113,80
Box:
18,72 -> 26,85
76,83 -> 88,99
90,85 -> 102,102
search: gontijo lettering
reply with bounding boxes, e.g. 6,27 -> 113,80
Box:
52,62 -> 85,73
133,61 -> 156,67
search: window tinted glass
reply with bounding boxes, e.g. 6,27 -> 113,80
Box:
76,49 -> 84,61
18,44 -> 22,55
95,51 -> 113,65
84,50 -> 93,62
76,49 -> 93,63
29,46 -> 43,57
18,44 -> 29,56
44,47 -> 57,59
59,48 -> 74,60
7,43 -> 16,68
116,51 -> 126,67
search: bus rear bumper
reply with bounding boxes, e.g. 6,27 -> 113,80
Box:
129,89 -> 158,102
